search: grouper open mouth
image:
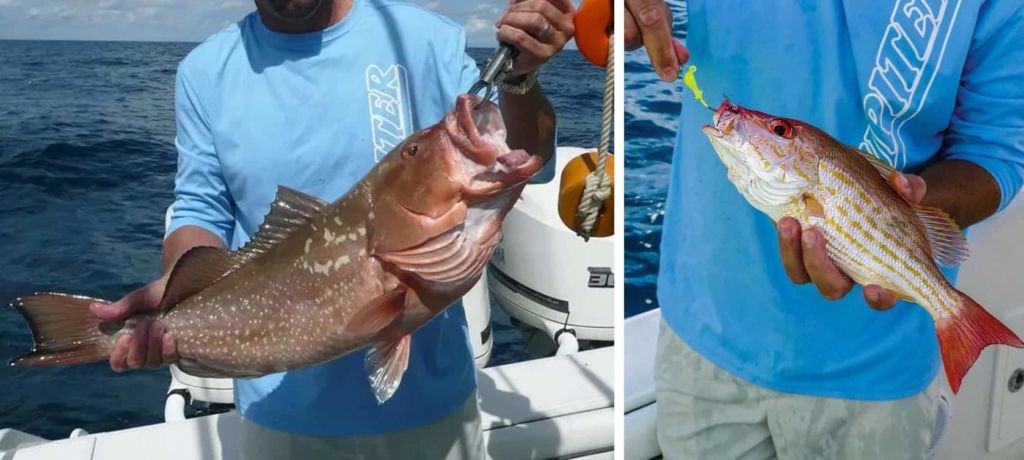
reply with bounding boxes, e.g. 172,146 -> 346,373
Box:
447,95 -> 543,198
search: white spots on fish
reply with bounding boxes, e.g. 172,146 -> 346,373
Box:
357,227 -> 366,237
313,260 -> 334,274
348,233 -> 358,241
304,238 -> 313,254
335,255 -> 351,267
334,217 -> 343,226
324,228 -> 336,244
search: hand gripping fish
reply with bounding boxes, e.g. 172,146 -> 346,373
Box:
703,100 -> 1024,394
10,95 -> 543,403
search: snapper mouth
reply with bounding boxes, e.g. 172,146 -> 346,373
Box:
447,95 -> 543,198
703,99 -> 739,138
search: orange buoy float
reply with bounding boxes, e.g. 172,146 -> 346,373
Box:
558,151 -> 614,238
559,0 -> 614,239
574,0 -> 612,68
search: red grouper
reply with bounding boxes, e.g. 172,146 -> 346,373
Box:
9,95 -> 543,403
702,100 -> 1024,394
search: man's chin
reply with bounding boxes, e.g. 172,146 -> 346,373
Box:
263,0 -> 323,20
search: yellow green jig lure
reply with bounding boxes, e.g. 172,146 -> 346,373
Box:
682,65 -> 711,110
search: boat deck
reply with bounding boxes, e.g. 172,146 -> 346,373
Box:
3,347 -> 614,460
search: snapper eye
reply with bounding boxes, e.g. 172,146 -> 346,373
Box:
402,144 -> 419,159
770,119 -> 794,138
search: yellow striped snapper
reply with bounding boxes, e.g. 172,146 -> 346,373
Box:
702,100 -> 1023,393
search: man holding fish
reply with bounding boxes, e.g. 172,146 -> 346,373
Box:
35,0 -> 574,458
628,0 -> 1024,458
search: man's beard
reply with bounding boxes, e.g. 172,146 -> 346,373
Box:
258,0 -> 324,20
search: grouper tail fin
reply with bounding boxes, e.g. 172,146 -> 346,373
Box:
9,293 -> 117,367
937,292 -> 1024,394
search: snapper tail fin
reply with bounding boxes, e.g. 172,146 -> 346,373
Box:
937,292 -> 1024,394
9,293 -> 118,367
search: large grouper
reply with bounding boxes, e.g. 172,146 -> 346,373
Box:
9,94 -> 543,403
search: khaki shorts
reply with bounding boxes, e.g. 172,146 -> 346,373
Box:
655,319 -> 941,460
240,392 -> 485,460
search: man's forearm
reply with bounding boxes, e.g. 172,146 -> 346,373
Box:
919,159 -> 1001,228
162,226 -> 227,273
500,84 -> 556,165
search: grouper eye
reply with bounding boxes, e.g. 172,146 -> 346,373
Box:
770,119 -> 794,138
402,144 -> 419,159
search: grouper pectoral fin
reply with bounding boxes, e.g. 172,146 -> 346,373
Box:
347,287 -> 407,336
159,246 -> 236,311
366,334 -> 411,404
232,185 -> 330,266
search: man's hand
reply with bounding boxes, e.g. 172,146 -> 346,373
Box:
778,172 -> 927,310
90,274 -> 178,371
496,0 -> 575,78
625,0 -> 689,81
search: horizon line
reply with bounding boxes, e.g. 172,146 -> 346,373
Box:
0,37 -> 504,48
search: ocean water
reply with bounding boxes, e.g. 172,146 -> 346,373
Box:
0,40 -> 603,439
625,0 -> 687,317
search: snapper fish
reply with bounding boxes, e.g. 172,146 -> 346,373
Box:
703,100 -> 1024,393
10,95 -> 542,403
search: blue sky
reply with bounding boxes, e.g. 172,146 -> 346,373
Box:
0,0 -> 563,46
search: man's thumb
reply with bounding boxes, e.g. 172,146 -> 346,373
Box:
90,285 -> 153,320
89,299 -> 132,320
890,173 -> 927,204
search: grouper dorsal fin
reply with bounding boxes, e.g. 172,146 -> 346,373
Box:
160,246 -> 235,311
233,185 -> 330,266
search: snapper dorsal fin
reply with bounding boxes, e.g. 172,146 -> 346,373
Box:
913,204 -> 969,267
160,246 -> 235,311
232,186 -> 330,266
844,146 -> 968,266
847,145 -> 898,177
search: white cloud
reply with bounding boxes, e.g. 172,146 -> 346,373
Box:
464,16 -> 491,34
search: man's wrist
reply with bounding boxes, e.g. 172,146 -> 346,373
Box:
500,70 -> 539,95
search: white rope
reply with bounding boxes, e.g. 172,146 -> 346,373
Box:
575,35 -> 614,240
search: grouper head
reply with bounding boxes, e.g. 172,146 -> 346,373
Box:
369,95 -> 543,300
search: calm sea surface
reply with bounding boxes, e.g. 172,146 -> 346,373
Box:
0,40 -> 603,439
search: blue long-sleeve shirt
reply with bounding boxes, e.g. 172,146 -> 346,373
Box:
660,0 -> 1024,399
167,0 -> 481,435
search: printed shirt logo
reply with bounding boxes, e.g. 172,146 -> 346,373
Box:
366,64 -> 413,162
859,0 -> 961,169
